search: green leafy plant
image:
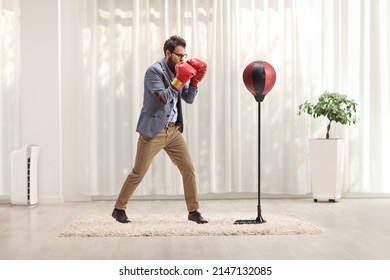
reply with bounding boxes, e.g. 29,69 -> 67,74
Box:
298,91 -> 358,139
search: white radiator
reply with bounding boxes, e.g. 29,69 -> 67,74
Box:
10,145 -> 40,206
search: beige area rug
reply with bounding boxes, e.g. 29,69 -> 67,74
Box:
59,213 -> 322,237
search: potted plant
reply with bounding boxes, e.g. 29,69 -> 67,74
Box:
298,91 -> 358,202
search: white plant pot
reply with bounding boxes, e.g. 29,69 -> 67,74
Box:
309,139 -> 344,202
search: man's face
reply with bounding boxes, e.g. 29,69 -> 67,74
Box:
166,46 -> 187,73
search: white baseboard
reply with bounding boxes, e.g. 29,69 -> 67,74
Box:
3,192 -> 388,204
91,192 -> 390,201
37,195 -> 65,204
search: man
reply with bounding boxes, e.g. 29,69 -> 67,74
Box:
112,35 -> 208,224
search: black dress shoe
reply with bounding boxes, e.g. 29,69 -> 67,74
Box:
112,208 -> 131,223
188,211 -> 208,224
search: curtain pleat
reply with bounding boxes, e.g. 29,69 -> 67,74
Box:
0,0 -> 20,197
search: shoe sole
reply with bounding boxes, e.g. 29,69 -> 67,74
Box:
188,218 -> 208,224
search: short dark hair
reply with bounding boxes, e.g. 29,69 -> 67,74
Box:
163,35 -> 186,55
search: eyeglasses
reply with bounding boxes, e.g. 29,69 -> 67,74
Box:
172,52 -> 188,60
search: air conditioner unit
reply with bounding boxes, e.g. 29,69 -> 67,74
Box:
10,145 -> 40,206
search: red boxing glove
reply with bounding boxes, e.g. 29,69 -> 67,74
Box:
171,62 -> 197,90
187,58 -> 207,87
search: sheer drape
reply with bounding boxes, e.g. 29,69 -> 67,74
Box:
2,1 -> 389,200
82,0 -> 390,197
0,0 -> 20,197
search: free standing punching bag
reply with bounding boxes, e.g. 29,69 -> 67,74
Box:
234,60 -> 276,225
243,60 -> 276,102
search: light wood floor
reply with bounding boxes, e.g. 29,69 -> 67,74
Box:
0,198 -> 389,260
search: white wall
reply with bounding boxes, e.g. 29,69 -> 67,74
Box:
20,0 -> 62,203
19,0 -> 89,203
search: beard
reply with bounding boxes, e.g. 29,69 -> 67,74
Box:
167,57 -> 176,74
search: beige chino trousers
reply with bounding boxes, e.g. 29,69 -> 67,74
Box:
115,125 -> 199,212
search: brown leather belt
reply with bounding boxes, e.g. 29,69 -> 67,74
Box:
165,122 -> 176,128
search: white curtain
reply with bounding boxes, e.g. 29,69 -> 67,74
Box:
81,0 -> 390,197
0,0 -> 20,197
1,1 -> 389,200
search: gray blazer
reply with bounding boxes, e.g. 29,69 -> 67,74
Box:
136,59 -> 198,138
